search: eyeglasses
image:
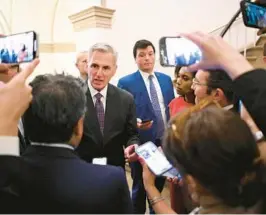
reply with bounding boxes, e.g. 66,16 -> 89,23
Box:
192,78 -> 208,86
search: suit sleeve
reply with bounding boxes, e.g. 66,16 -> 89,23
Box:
116,167 -> 133,214
233,69 -> 266,136
117,79 -> 126,90
125,94 -> 140,146
168,77 -> 175,103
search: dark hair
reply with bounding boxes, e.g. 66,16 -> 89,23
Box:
133,39 -> 155,59
204,69 -> 235,103
163,106 -> 264,209
23,74 -> 86,143
174,66 -> 196,78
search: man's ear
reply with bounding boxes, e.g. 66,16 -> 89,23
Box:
213,88 -> 225,103
74,117 -> 84,138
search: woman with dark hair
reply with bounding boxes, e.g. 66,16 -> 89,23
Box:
169,66 -> 195,117
168,66 -> 196,213
141,100 -> 265,214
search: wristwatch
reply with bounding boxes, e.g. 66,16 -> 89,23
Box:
254,131 -> 265,143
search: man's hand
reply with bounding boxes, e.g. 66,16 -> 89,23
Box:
124,144 -> 139,162
182,32 -> 253,80
137,118 -> 153,130
0,59 -> 40,136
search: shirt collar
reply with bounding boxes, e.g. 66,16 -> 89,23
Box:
139,70 -> 156,81
88,80 -> 108,99
31,142 -> 74,150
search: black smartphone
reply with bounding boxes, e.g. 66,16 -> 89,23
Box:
240,0 -> 266,29
141,119 -> 152,123
159,36 -> 202,67
0,31 -> 38,64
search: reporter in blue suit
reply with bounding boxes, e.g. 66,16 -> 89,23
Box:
118,40 -> 175,214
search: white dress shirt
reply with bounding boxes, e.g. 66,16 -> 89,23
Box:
31,142 -> 74,150
139,70 -> 167,125
88,81 -> 108,112
0,136 -> 19,156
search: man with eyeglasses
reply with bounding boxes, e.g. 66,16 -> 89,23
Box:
191,69 -> 239,111
75,43 -> 140,170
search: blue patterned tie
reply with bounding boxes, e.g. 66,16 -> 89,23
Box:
95,93 -> 105,134
149,75 -> 165,139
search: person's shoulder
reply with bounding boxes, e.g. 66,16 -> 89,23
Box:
110,84 -> 134,99
118,71 -> 139,83
155,71 -> 172,80
86,163 -> 126,182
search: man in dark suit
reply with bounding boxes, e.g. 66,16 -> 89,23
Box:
118,40 -> 175,214
76,43 -> 140,169
21,74 -> 133,213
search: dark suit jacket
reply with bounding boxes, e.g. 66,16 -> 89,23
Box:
233,69 -> 266,136
76,83 -> 140,168
118,71 -> 175,144
0,156 -> 31,213
19,145 -> 133,214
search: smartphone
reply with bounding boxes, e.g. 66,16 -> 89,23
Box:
241,0 -> 266,29
136,141 -> 180,177
0,31 -> 38,64
141,119 -> 152,123
159,36 -> 202,67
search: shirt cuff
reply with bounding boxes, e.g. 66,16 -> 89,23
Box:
0,136 -> 19,156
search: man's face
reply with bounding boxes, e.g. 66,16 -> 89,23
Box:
135,46 -> 155,73
76,53 -> 88,76
88,51 -> 116,91
191,70 -> 211,104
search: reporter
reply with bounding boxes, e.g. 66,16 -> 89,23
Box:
142,101 -> 265,214
182,32 -> 266,137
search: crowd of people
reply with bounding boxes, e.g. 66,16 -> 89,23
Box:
1,1 -> 266,213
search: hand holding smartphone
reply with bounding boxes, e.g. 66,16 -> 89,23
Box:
159,36 -> 202,67
0,31 -> 38,64
241,0 -> 266,29
136,141 -> 181,179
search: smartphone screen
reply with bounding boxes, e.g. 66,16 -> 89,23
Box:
0,31 -> 38,64
241,0 -> 266,29
159,36 -> 202,67
136,141 -> 176,176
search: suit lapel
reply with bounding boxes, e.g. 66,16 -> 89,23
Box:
84,90 -> 103,144
103,84 -> 117,144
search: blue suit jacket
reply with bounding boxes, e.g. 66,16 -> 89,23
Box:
118,71 -> 175,143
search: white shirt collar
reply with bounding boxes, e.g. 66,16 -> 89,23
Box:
87,80 -> 108,99
223,104 -> 234,110
139,70 -> 156,81
31,142 -> 74,150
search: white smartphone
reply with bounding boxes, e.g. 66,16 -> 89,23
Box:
136,141 -> 181,178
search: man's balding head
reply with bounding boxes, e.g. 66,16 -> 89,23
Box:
76,51 -> 88,80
